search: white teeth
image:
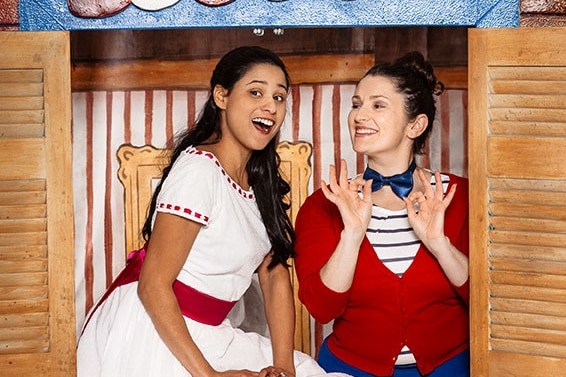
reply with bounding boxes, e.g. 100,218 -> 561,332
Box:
356,128 -> 377,134
252,118 -> 274,127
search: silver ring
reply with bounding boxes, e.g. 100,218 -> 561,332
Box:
279,373 -> 286,377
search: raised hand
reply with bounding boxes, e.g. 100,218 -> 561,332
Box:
403,169 -> 469,286
320,159 -> 373,234
403,169 -> 456,258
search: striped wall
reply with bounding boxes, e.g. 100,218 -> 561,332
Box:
71,84 -> 468,343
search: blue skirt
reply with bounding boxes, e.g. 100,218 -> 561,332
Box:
317,337 -> 469,377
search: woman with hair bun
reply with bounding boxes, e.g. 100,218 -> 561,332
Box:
294,52 -> 470,377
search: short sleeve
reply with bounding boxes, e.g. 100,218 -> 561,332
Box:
155,151 -> 220,226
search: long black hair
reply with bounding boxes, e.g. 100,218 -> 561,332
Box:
141,46 -> 295,269
363,51 -> 445,155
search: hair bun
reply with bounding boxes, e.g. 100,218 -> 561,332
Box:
396,51 -> 445,96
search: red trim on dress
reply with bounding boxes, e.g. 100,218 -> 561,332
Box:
185,148 -> 255,200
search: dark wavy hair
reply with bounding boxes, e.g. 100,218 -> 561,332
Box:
142,46 -> 294,269
363,51 -> 445,155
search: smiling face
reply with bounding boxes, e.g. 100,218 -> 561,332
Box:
348,74 -> 426,171
213,63 -> 288,152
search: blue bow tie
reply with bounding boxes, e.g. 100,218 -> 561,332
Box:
362,160 -> 417,199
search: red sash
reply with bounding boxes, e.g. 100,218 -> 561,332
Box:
82,245 -> 237,334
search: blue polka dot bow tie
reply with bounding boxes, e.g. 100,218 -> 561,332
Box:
362,160 -> 417,199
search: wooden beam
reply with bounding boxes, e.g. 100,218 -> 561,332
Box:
282,53 -> 374,86
71,54 -> 467,91
435,66 -> 468,90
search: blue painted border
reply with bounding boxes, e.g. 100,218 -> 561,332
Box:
19,0 -> 519,31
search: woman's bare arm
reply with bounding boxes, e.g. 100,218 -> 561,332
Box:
258,255 -> 296,377
138,212 -> 259,377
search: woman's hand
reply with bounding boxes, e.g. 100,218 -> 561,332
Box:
321,159 -> 373,235
403,169 -> 456,255
318,159 -> 374,293
258,366 -> 295,377
404,170 -> 468,286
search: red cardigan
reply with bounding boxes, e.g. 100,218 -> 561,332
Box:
294,174 -> 469,376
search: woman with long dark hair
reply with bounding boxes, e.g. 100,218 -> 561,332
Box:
77,46 -> 337,377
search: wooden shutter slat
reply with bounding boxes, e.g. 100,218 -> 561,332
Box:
0,245 -> 47,259
0,205 -> 46,220
489,203 -> 566,221
489,94 -> 566,109
0,326 -> 49,341
490,216 -> 566,233
489,107 -> 566,122
491,297 -> 566,318
491,270 -> 566,290
0,339 -> 49,355
490,311 -> 566,332
0,272 -> 47,286
490,177 -> 566,191
491,284 -> 566,303
489,66 -> 566,81
0,83 -> 44,97
0,109 -> 45,124
0,298 -> 49,314
0,70 -> 43,83
0,97 -> 43,111
491,257 -> 566,275
0,219 -> 47,233
0,124 -> 45,138
491,325 -> 566,349
0,286 -> 47,300
0,259 -> 47,273
491,338 -> 566,359
490,189 -> 566,205
490,230 -> 566,248
0,312 -> 48,327
490,80 -> 566,94
0,192 -> 46,206
490,243 -> 566,262
490,121 -> 566,136
0,232 -> 48,246
0,180 -> 45,192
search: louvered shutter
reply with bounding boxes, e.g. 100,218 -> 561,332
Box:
0,32 -> 75,376
469,27 -> 566,376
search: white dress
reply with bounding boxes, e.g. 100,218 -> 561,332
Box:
77,146 -> 338,377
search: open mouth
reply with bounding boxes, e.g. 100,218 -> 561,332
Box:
252,118 -> 275,134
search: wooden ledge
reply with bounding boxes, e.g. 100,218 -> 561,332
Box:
71,54 -> 467,91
